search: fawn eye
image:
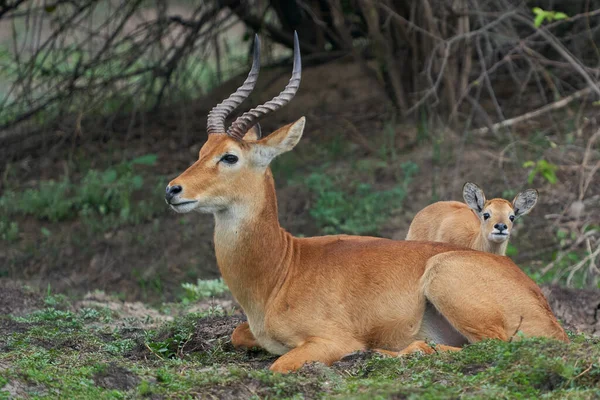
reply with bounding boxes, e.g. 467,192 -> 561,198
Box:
483,212 -> 490,220
509,215 -> 515,221
220,154 -> 239,165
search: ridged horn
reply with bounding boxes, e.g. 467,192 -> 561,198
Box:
206,34 -> 260,135
227,31 -> 301,140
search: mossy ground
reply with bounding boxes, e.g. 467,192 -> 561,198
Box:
1,283 -> 599,400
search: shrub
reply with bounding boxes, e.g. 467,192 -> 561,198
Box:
307,162 -> 418,235
0,154 -> 163,228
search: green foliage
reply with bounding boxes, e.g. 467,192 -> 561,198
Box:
15,308 -> 83,330
0,221 -> 19,242
525,228 -> 598,289
78,307 -> 113,323
0,154 -> 163,230
523,159 -> 558,185
2,180 -> 73,222
181,278 -> 229,304
506,243 -> 518,257
502,189 -> 517,199
43,289 -> 69,309
144,315 -> 198,360
307,162 -> 418,235
533,7 -> 568,27
341,337 -> 600,398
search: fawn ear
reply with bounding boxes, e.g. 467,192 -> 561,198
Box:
242,123 -> 262,142
512,189 -> 538,219
463,182 -> 486,213
250,117 -> 306,168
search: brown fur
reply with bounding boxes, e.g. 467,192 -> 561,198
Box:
167,119 -> 567,373
406,200 -> 514,254
406,183 -> 538,255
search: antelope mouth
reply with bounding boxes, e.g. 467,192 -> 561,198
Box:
170,200 -> 197,206
489,232 -> 509,242
168,200 -> 198,213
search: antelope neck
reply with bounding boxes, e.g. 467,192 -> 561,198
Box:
212,169 -> 293,312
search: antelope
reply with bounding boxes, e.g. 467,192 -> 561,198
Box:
406,183 -> 538,255
165,33 -> 567,373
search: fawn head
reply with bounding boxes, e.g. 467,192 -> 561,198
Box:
463,182 -> 538,243
165,33 -> 305,214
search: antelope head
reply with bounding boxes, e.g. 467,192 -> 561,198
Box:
463,182 -> 538,244
165,33 -> 304,215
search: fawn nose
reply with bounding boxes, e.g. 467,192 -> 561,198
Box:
165,185 -> 182,202
494,223 -> 508,232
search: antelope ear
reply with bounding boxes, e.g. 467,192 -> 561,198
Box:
512,189 -> 538,218
250,117 -> 305,167
242,123 -> 262,142
463,182 -> 486,213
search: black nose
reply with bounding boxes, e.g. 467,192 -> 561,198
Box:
165,185 -> 182,202
494,223 -> 508,232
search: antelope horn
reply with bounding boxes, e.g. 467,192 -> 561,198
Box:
206,34 -> 261,135
227,31 -> 302,140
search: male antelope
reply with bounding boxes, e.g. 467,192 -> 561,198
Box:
406,183 -> 538,255
165,33 -> 567,373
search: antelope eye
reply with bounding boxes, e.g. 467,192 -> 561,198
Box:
509,215 -> 515,221
220,154 -> 239,164
483,212 -> 490,220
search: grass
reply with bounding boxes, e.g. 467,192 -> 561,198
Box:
0,154 -> 165,232
1,285 -> 599,399
306,161 -> 418,235
181,278 -> 229,304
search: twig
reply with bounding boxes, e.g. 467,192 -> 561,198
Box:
472,88 -> 594,136
512,13 -> 600,98
144,342 -> 165,360
572,363 -> 594,382
339,118 -> 379,156
376,2 -> 443,42
541,229 -> 598,275
565,241 -> 600,286
579,129 -> 600,201
509,316 -> 524,342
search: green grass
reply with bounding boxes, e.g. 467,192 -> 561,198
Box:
1,289 -> 599,400
0,220 -> 19,242
181,278 -> 229,304
0,154 -> 165,232
306,161 -> 418,235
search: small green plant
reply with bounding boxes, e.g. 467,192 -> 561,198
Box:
0,220 -> 19,241
78,307 -> 112,323
307,162 -> 418,235
523,159 -> 558,185
144,316 -> 198,359
181,278 -> 229,304
533,8 -> 568,27
502,189 -> 517,199
0,154 -> 164,229
506,243 -> 518,257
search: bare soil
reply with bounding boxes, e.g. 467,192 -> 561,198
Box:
93,363 -> 140,391
0,280 -> 43,316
